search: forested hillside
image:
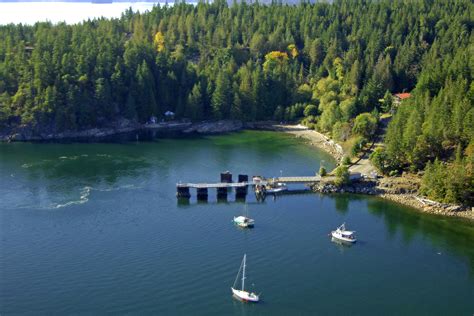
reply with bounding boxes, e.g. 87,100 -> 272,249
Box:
0,0 -> 472,203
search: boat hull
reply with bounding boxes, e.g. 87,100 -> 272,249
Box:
231,288 -> 259,302
236,222 -> 254,228
331,231 -> 357,243
266,186 -> 288,194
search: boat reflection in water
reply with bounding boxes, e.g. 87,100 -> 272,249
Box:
331,236 -> 354,248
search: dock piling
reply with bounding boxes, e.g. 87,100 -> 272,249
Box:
236,174 -> 249,197
217,187 -> 228,198
197,188 -> 208,200
176,185 -> 191,198
220,171 -> 233,183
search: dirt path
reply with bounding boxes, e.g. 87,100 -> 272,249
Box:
348,115 -> 391,176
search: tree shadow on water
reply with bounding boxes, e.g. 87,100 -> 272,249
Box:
366,197 -> 474,275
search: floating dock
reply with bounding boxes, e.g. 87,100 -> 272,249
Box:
176,172 -> 321,199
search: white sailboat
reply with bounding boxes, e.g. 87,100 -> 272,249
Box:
231,254 -> 260,303
233,204 -> 254,228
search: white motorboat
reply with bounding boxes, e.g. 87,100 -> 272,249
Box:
233,204 -> 254,228
233,216 -> 255,228
331,223 -> 357,243
231,254 -> 260,303
266,182 -> 288,194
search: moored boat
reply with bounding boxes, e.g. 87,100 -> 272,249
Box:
234,204 -> 254,228
233,216 -> 255,228
331,223 -> 357,243
265,182 -> 288,193
231,254 -> 260,303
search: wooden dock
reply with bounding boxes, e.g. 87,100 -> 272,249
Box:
270,176 -> 321,183
176,172 -> 321,199
177,182 -> 250,189
177,176 -> 321,189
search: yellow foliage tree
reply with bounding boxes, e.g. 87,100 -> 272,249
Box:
333,57 -> 344,81
154,31 -> 165,53
263,51 -> 289,72
287,44 -> 298,59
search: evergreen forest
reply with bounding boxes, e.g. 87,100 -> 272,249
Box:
0,0 -> 473,204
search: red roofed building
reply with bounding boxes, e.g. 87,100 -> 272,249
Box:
393,92 -> 411,105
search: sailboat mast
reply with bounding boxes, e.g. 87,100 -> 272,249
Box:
242,254 -> 246,291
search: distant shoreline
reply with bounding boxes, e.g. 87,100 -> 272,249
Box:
0,119 -> 244,142
0,1 -> 170,25
2,120 -> 472,220
0,120 -> 331,143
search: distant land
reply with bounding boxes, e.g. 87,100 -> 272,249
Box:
0,0 -> 317,25
0,0 -> 318,3
1,0 -> 163,2
0,1 -> 163,24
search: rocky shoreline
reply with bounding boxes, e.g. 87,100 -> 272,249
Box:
311,175 -> 473,220
0,119 -> 245,142
267,124 -> 473,221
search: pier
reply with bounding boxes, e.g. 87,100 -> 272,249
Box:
176,172 -> 321,199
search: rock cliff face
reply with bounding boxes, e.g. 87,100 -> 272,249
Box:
183,120 -> 243,134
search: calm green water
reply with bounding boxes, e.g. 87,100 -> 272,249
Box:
1,131 -> 473,315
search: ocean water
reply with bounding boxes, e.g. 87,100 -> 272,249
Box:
0,131 -> 473,314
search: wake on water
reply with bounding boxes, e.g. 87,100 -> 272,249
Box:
53,186 -> 92,209
21,154 -> 111,169
52,183 -> 144,209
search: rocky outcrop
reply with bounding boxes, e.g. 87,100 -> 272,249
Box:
1,119 -> 245,142
183,120 -> 243,134
312,179 -> 381,195
244,121 -> 279,130
380,194 -> 473,219
311,177 -> 473,220
2,118 -> 140,142
376,174 -> 420,194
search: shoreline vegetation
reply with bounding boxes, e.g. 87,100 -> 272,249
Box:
1,0 -> 472,218
275,124 -> 474,221
2,119 -> 472,220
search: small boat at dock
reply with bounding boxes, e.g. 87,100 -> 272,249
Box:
265,182 -> 288,194
231,254 -> 260,303
331,223 -> 357,243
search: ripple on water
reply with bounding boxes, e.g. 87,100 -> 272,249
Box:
50,184 -> 145,209
3,183 -> 146,211
53,186 -> 92,209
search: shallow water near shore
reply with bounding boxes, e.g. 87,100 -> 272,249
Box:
1,130 -> 473,315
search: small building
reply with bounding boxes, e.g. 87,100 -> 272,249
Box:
164,111 -> 175,120
393,93 -> 411,106
149,115 -> 157,124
